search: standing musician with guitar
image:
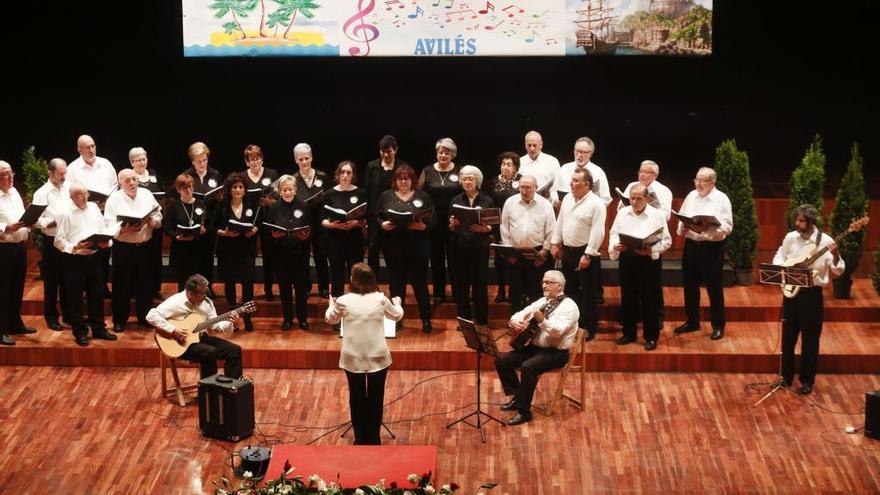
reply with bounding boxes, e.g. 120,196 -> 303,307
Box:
771,205 -> 863,395
146,274 -> 244,380
495,270 -> 580,426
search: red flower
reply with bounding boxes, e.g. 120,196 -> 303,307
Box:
283,459 -> 292,473
450,482 -> 460,491
390,481 -> 398,489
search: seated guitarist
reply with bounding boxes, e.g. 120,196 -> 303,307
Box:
495,270 -> 579,426
146,273 -> 243,379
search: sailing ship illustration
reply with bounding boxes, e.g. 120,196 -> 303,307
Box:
574,0 -> 619,54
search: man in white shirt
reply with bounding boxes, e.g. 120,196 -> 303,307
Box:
673,167 -> 733,340
54,184 -> 115,346
33,158 -> 73,330
0,161 -> 34,346
147,274 -> 243,380
771,204 -> 845,395
549,168 -> 606,341
500,175 -> 556,312
518,131 -> 560,195
609,185 -> 672,350
617,160 -> 673,221
104,169 -> 162,332
496,270 -> 579,426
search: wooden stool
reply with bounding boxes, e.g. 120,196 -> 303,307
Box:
159,349 -> 199,407
535,327 -> 587,416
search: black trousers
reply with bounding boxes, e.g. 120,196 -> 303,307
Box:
258,230 -> 276,296
619,252 -> 662,342
428,227 -> 450,298
386,254 -> 431,322
148,229 -> 164,295
309,229 -> 330,293
494,253 -> 509,297
0,242 -> 27,336
507,253 -> 548,313
345,367 -> 388,445
450,242 -> 489,325
591,254 -> 604,301
781,287 -> 823,386
327,233 -> 364,298
560,246 -> 597,333
495,345 -> 569,415
277,252 -> 310,323
180,334 -> 243,379
224,281 -> 254,328
111,241 -> 154,325
197,233 -> 217,287
682,238 -> 726,329
366,219 -> 384,276
41,235 -> 67,323
61,252 -> 106,338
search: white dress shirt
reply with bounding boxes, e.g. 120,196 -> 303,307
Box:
146,290 -> 233,337
500,193 -> 556,251
772,227 -> 845,287
509,296 -> 580,350
550,191 -> 606,257
554,161 -> 612,206
104,188 -> 162,243
0,187 -> 28,243
618,180 -> 673,221
325,292 -> 404,373
609,204 -> 672,261
54,202 -> 113,255
519,152 -> 561,191
68,156 -> 117,197
676,187 -> 733,242
33,180 -> 73,236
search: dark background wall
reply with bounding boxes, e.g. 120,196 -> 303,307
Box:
3,1 -> 875,196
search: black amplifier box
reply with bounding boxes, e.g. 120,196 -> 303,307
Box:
198,374 -> 254,441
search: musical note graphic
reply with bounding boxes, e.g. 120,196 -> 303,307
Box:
501,4 -> 523,17
466,23 -> 480,30
532,9 -> 548,18
478,1 -> 494,14
432,0 -> 454,7
384,0 -> 404,10
526,21 -> 545,29
484,18 -> 505,30
525,29 -> 538,43
408,5 -> 424,18
545,38 -> 558,45
445,9 -> 477,22
344,0 -> 380,57
501,28 -> 516,37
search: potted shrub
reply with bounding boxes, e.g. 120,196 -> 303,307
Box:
714,139 -> 759,285
21,146 -> 49,278
829,143 -> 868,298
786,134 -> 826,230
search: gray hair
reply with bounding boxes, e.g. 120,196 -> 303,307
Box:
0,160 -> 11,173
128,147 -> 147,161
697,166 -> 716,182
518,174 -> 537,187
640,160 -> 659,176
118,168 -> 136,182
277,174 -> 297,192
575,136 -> 595,152
794,204 -> 820,227
544,269 -> 566,289
459,165 -> 483,188
435,137 -> 457,158
185,274 -> 210,292
571,167 -> 593,188
630,184 -> 649,198
525,130 -> 543,142
293,143 -> 312,157
48,158 -> 67,173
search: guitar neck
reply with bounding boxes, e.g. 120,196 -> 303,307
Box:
802,229 -> 850,267
196,307 -> 243,332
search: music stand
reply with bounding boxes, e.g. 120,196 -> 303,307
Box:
446,317 -> 505,442
753,263 -> 813,407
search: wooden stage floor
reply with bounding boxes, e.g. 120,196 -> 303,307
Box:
0,367 -> 878,494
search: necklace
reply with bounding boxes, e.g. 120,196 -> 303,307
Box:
301,169 -> 315,187
182,201 -> 195,226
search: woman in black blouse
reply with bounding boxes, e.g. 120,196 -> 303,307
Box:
293,143 -> 331,299
363,135 -> 409,275
322,161 -> 366,300
265,174 -> 312,330
242,144 -> 279,301
378,164 -> 435,333
448,165 -> 495,326
182,142 -> 224,295
418,137 -> 462,303
484,151 -> 521,303
215,173 -> 258,331
162,174 -> 208,291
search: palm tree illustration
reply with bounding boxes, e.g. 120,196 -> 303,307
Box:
209,0 -> 251,39
273,0 -> 320,40
267,11 -> 289,38
257,0 -> 270,37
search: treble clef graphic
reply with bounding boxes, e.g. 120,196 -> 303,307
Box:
343,0 -> 380,56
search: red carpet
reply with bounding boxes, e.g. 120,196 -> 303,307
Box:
264,445 -> 437,488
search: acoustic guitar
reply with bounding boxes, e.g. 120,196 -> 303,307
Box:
780,216 -> 869,298
155,301 -> 257,358
509,315 -> 540,351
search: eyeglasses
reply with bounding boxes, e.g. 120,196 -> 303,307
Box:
542,280 -> 561,286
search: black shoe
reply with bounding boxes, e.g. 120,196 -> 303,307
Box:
103,287 -> 113,299
137,319 -> 150,328
92,331 -> 118,341
494,292 -> 507,303
800,383 -> 813,395
500,399 -> 516,412
0,335 -> 14,346
432,295 -> 445,304
281,320 -> 293,331
422,320 -> 432,333
113,323 -> 125,333
507,411 -> 532,426
710,327 -> 724,340
644,340 -> 657,351
585,331 -> 596,342
299,320 -> 310,330
47,321 -> 62,331
616,336 -> 636,345
773,377 -> 793,388
595,296 -> 605,305
331,323 -> 340,332
396,320 -> 403,330
10,326 -> 36,335
264,292 -> 274,302
244,320 -> 254,332
75,335 -> 89,347
673,322 -> 700,334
